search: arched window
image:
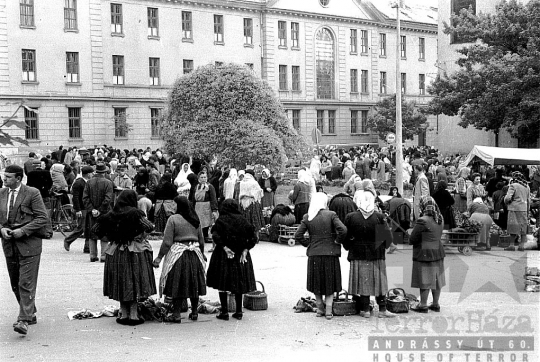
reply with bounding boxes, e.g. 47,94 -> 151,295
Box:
316,28 -> 335,99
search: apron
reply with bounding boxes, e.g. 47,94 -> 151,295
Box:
195,186 -> 213,228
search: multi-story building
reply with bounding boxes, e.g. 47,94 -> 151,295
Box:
0,0 -> 437,155
434,0 -> 539,152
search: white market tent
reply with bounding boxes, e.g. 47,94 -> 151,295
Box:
461,145 -> 540,166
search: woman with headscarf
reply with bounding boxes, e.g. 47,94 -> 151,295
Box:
239,170 -> 265,233
343,186 -> 395,318
468,198 -> 493,250
133,167 -> 149,196
258,168 -> 277,209
93,190 -> 156,325
492,182 -> 508,230
403,156 -> 412,185
320,155 -> 332,181
193,172 -> 218,249
295,193 -> 347,319
343,174 -> 362,196
153,173 -> 179,233
290,169 -> 311,223
207,199 -> 257,321
233,170 -> 245,201
328,193 -> 356,223
453,167 -> 471,213
153,196 -> 206,323
384,186 -> 412,240
223,169 -> 237,201
310,155 -> 322,182
504,172 -> 530,251
409,196 -> 446,313
431,180 -> 455,230
342,160 -> 355,182
174,163 -> 193,197
466,173 -> 486,209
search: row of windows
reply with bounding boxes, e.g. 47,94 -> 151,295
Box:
352,31 -> 426,60
22,48 -> 428,95
313,110 -> 369,135
23,107 -> 163,140
21,49 -> 195,85
20,0 -> 429,60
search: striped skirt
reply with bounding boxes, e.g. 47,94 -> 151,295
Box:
348,259 -> 388,296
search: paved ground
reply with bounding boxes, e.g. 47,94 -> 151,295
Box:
0,234 -> 538,362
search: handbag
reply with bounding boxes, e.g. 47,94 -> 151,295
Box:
385,288 -> 414,314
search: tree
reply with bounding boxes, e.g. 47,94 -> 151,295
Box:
161,63 -> 307,170
427,0 -> 540,145
0,101 -> 31,146
366,95 -> 428,141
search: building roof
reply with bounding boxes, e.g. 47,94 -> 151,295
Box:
267,0 -> 374,20
366,0 -> 438,25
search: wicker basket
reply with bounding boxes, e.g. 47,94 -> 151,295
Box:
243,281 -> 268,311
332,290 -> 357,316
499,235 -> 517,248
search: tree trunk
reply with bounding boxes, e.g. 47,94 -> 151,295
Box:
494,130 -> 499,147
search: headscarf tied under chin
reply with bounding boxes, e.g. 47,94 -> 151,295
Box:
356,189 -> 375,219
174,195 -> 200,229
419,195 -> 442,225
307,192 -> 328,221
239,173 -> 263,209
511,171 -> 528,188
362,179 -> 376,197
223,168 -> 237,200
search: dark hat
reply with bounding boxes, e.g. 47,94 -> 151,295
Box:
81,166 -> 94,175
94,163 -> 109,173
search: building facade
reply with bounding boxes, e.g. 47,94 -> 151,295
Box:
0,0 -> 437,155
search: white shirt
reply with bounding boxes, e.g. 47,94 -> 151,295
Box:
6,184 -> 22,217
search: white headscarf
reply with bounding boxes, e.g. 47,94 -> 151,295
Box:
174,163 -> 193,191
298,169 -> 310,185
356,190 -> 375,219
239,173 -> 263,209
223,168 -> 237,199
307,192 -> 328,221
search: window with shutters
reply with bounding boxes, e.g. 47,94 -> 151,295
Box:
64,0 -> 77,30
147,8 -> 159,37
182,11 -> 192,40
20,0 -> 34,27
112,55 -> 124,85
66,52 -> 79,83
149,57 -> 160,86
214,15 -> 224,43
111,3 -> 123,34
22,49 -> 36,82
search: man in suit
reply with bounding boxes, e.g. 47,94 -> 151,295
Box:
63,166 -> 94,252
82,163 -> 113,262
1,165 -> 48,335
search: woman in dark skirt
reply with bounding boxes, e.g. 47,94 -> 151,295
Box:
258,168 -> 278,209
153,173 -> 178,233
94,190 -> 156,325
343,189 -> 395,318
153,196 -> 206,323
409,196 -> 446,313
290,170 -> 311,224
431,180 -> 456,230
295,192 -> 347,320
239,170 -> 264,233
207,199 -> 257,321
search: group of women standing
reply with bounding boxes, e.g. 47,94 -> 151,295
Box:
295,188 -> 447,319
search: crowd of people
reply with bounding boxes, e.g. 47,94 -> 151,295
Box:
1,143 -> 538,335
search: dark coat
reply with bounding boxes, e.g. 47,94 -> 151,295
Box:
343,211 -> 392,261
295,210 -> 347,257
409,216 -> 445,262
70,177 -> 87,212
257,176 -> 277,192
26,168 -> 53,199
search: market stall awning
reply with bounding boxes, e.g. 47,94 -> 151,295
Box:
460,145 -> 540,166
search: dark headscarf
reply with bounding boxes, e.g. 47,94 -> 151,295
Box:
174,196 -> 200,229
419,195 -> 443,225
435,179 -> 448,193
219,199 -> 243,216
511,171 -> 528,188
213,199 -> 256,253
388,186 -> 402,198
98,190 -> 147,244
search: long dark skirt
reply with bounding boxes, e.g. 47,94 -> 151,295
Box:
104,248 -> 157,302
307,255 -> 342,296
242,201 -> 264,231
294,202 -> 309,224
154,206 -> 168,233
163,251 -> 207,299
207,247 -> 256,294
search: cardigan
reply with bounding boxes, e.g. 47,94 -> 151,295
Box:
343,211 -> 392,261
504,183 -> 530,212
291,182 -> 310,205
409,216 -> 445,262
157,214 -> 204,258
294,210 -> 347,257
